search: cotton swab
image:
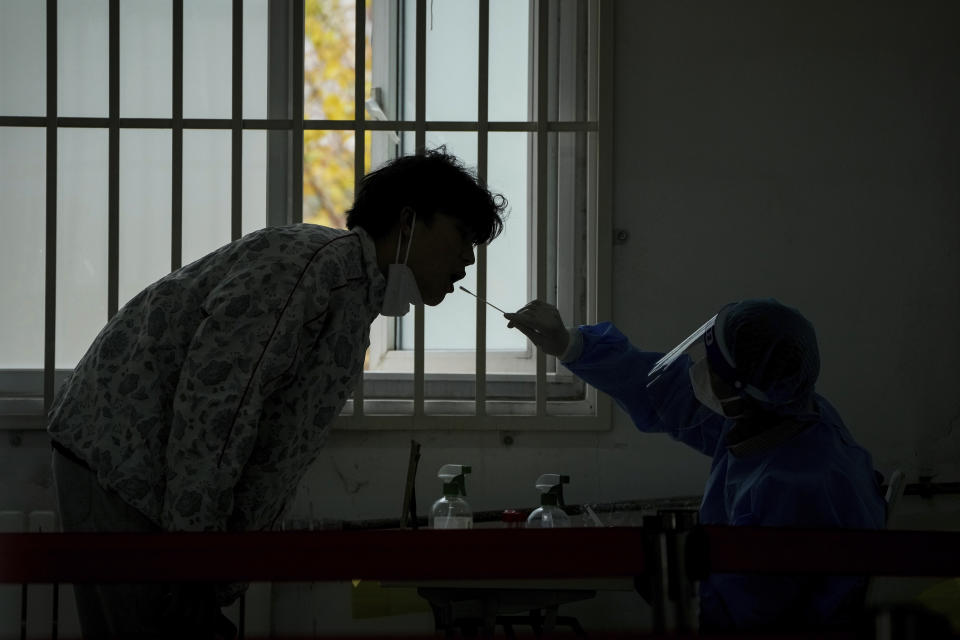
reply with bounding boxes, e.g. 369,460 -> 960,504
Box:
458,286 -> 508,314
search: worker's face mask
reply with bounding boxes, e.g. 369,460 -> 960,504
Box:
688,357 -> 743,418
381,211 -> 423,317
651,305 -> 749,419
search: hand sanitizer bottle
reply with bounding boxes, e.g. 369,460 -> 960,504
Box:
526,474 -> 571,528
430,464 -> 473,529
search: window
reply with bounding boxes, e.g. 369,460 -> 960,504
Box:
0,0 -> 613,432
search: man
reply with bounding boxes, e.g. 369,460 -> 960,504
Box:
505,298 -> 886,633
48,149 -> 506,638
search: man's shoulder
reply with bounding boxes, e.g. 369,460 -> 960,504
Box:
228,224 -> 362,275
271,225 -> 377,291
207,224 -> 375,305
241,223 -> 351,253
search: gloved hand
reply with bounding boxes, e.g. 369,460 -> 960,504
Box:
504,300 -> 570,357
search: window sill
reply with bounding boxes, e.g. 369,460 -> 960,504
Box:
0,394 -> 612,432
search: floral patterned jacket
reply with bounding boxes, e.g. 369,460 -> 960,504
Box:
48,224 -> 385,534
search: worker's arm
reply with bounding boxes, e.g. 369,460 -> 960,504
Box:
504,303 -> 725,455
564,322 -> 725,456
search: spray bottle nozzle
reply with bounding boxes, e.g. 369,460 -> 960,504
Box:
534,473 -> 569,506
438,464 -> 471,497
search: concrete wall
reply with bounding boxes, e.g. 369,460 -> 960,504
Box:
607,0 -> 960,490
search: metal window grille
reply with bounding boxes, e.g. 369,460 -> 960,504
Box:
0,0 -> 613,432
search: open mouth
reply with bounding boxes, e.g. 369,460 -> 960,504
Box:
447,272 -> 464,293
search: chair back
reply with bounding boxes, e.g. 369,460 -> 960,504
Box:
884,470 -> 907,527
865,469 -> 908,608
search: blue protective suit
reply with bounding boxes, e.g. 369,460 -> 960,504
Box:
564,322 -> 886,632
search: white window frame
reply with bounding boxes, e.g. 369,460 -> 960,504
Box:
0,0 -> 613,433
341,0 -> 614,430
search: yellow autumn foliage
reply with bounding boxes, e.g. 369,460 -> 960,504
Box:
303,0 -> 373,229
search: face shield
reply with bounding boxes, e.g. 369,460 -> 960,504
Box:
647,314 -> 716,388
648,300 -> 821,419
646,304 -> 773,406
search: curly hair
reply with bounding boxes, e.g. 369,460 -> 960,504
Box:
345,147 -> 507,245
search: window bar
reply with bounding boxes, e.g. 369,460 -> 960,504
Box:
414,0 -> 426,151
43,0 -> 58,411
596,1 -> 613,325
298,120 -> 598,134
292,0 -> 305,224
587,0 -> 598,124
535,0 -> 549,416
266,0 -> 292,227
0,116 -> 43,127
108,0 -> 120,319
475,0 -> 490,417
414,0 -> 427,417
354,0 -> 367,416
590,0 -> 612,425
172,0 -> 183,271
231,0 -> 243,241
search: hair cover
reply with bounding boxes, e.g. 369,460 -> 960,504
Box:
719,298 -> 820,415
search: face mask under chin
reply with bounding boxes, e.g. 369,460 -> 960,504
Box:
380,211 -> 423,317
381,263 -> 422,316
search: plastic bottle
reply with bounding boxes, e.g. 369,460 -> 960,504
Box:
526,474 -> 571,528
430,464 -> 473,529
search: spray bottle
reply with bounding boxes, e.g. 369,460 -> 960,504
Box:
526,474 -> 571,528
430,464 -> 473,529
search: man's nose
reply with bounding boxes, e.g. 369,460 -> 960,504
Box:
463,246 -> 476,265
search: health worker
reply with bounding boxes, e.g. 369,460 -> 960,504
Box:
505,298 -> 886,633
